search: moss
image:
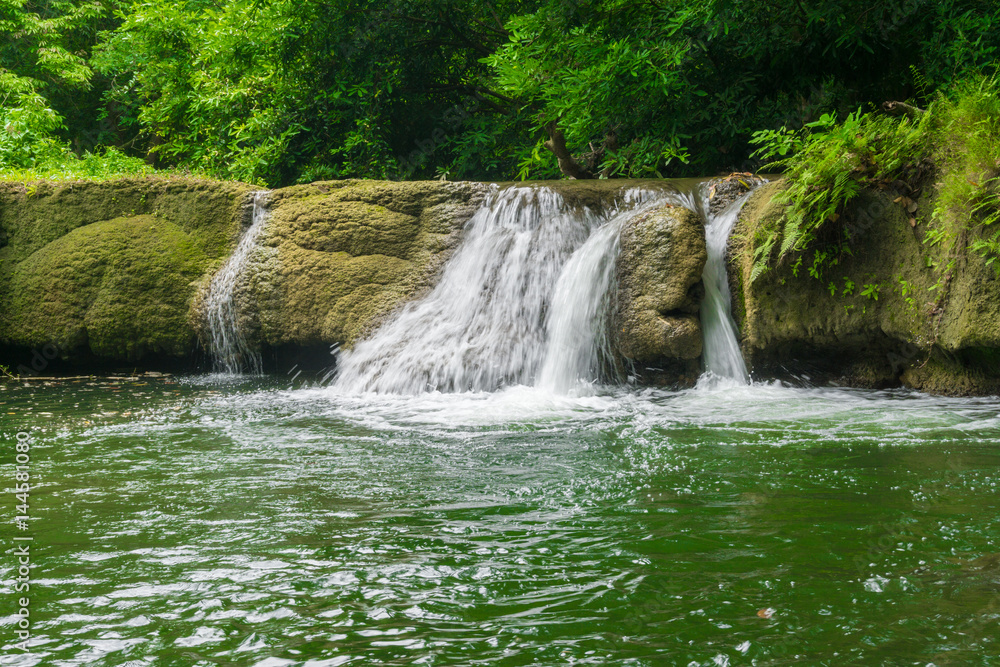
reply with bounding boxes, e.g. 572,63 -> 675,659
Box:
0,177 -> 253,266
269,195 -> 419,258
902,350 -> 1000,396
268,179 -> 483,217
1,216 -> 210,358
729,174 -> 1000,394
0,177 -> 255,363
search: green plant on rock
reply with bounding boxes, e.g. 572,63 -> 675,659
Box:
861,283 -> 881,301
896,275 -> 918,311
748,108 -> 932,281
749,73 -> 1000,284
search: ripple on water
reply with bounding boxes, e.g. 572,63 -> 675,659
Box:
4,377 -> 1000,664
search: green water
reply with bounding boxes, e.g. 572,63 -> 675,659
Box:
2,375 -> 1000,665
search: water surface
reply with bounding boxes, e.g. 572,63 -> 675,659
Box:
2,375 -> 999,665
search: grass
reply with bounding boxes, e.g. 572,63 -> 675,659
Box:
0,146 -> 209,183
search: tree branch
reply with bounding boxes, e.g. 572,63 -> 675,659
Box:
544,121 -> 594,179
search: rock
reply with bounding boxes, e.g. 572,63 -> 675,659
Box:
614,203 -> 707,385
0,178 -> 492,369
0,177 -> 255,364
707,173 -> 766,216
227,180 -> 490,352
728,179 -> 1000,394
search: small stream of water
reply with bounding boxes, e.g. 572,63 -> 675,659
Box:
203,191 -> 269,374
699,190 -> 753,384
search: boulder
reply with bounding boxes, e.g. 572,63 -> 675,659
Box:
223,180 -> 489,353
0,178 -> 491,369
728,179 -> 1000,394
0,177 -> 255,365
614,203 -> 707,385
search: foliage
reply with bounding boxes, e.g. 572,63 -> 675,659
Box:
487,0 -> 1000,179
92,0 -> 535,185
0,0 -> 129,162
0,147 -> 156,182
2,0 -> 1000,184
485,1 -> 707,178
747,109 -> 930,280
930,76 -> 1000,267
748,73 -> 1000,281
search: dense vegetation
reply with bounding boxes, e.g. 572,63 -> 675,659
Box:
2,0 -> 999,185
744,74 -> 1000,284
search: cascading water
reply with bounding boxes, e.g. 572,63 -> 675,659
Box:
204,191 -> 269,374
534,219 -> 622,394
333,187 -> 658,394
333,180 -> 756,394
536,190 -> 658,393
697,187 -> 753,384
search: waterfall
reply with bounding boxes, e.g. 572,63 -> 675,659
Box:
334,187 -> 656,394
203,191 -> 269,374
536,191 -> 658,392
698,187 -> 752,384
332,181 -> 755,395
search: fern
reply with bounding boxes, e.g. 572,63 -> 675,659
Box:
910,66 -> 931,101
748,105 -> 933,281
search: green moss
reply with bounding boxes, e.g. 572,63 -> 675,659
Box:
0,177 -> 254,266
902,350 -> 1000,396
271,195 -> 419,258
749,75 -> 1000,285
2,216 -> 210,358
0,177 -> 255,362
730,166 -> 1000,395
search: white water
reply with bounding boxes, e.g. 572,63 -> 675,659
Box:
333,181 -> 754,395
535,218 -> 622,393
698,189 -> 752,384
334,187 -> 660,394
204,191 -> 269,374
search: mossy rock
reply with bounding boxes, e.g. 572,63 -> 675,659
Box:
728,178 -> 1000,394
0,177 -> 255,364
4,215 -> 210,358
614,203 -> 706,383
232,180 -> 490,350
